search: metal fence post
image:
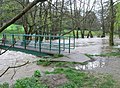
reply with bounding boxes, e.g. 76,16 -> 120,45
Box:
12,34 -> 14,47
69,36 -> 70,53
59,36 -> 61,54
50,34 -> 52,51
39,36 -> 41,52
23,34 -> 26,49
35,34 -> 37,48
63,36 -> 65,51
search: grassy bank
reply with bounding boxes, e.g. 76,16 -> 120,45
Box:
0,67 -> 116,88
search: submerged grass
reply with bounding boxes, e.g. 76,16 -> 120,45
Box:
86,52 -> 120,57
36,59 -> 89,67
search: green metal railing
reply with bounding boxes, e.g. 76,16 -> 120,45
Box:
0,34 -> 76,54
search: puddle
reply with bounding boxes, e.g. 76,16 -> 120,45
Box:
75,58 -> 106,70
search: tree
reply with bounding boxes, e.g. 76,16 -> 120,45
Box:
100,0 -> 105,37
0,0 -> 47,33
109,0 -> 114,46
114,2 -> 120,38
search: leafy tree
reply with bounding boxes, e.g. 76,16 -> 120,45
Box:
114,2 -> 120,38
0,0 -> 47,33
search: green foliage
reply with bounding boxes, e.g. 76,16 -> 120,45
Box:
13,77 -> 47,88
87,52 -> 120,57
0,0 -> 22,22
37,59 -> 88,68
0,82 -> 9,88
54,62 -> 74,67
34,70 -> 41,77
45,68 -> 115,88
114,2 -> 120,36
99,75 -> 115,88
37,60 -> 51,66
53,54 -> 64,58
3,24 -> 24,34
0,68 -> 116,88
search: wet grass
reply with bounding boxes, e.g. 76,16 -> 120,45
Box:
36,59 -> 88,67
45,68 -> 115,88
0,67 -> 116,88
13,77 -> 47,88
86,52 -> 120,57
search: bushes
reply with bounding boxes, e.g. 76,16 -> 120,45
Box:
13,77 -> 47,88
34,70 -> 41,77
0,82 -> 9,88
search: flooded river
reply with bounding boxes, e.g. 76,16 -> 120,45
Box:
0,37 -> 120,84
69,37 -> 119,54
73,37 -> 120,82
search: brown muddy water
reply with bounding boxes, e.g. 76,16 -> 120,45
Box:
73,37 -> 120,82
0,37 -> 120,85
69,37 -> 119,54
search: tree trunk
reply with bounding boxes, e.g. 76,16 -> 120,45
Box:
109,0 -> 114,46
101,0 -> 105,37
81,30 -> 85,38
76,27 -> 80,38
87,31 -> 93,38
0,0 -> 46,33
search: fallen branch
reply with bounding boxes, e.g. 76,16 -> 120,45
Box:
0,40 -> 17,55
11,58 -> 17,79
0,61 -> 29,77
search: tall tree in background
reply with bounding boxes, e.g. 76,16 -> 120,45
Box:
109,0 -> 114,46
100,0 -> 105,37
114,2 -> 120,38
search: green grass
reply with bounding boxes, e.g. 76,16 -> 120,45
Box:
86,52 -> 120,57
36,59 -> 89,67
53,54 -> 64,58
0,82 -> 9,88
0,68 -> 116,88
37,59 -> 52,66
45,68 -> 115,88
13,77 -> 47,88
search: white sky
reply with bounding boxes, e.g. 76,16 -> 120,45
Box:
30,0 -> 118,12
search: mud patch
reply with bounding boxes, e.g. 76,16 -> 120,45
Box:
41,74 -> 68,88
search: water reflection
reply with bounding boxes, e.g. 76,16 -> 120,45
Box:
75,58 -> 106,70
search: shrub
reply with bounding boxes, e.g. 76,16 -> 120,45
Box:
0,82 -> 9,88
13,77 -> 47,88
34,70 -> 41,77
